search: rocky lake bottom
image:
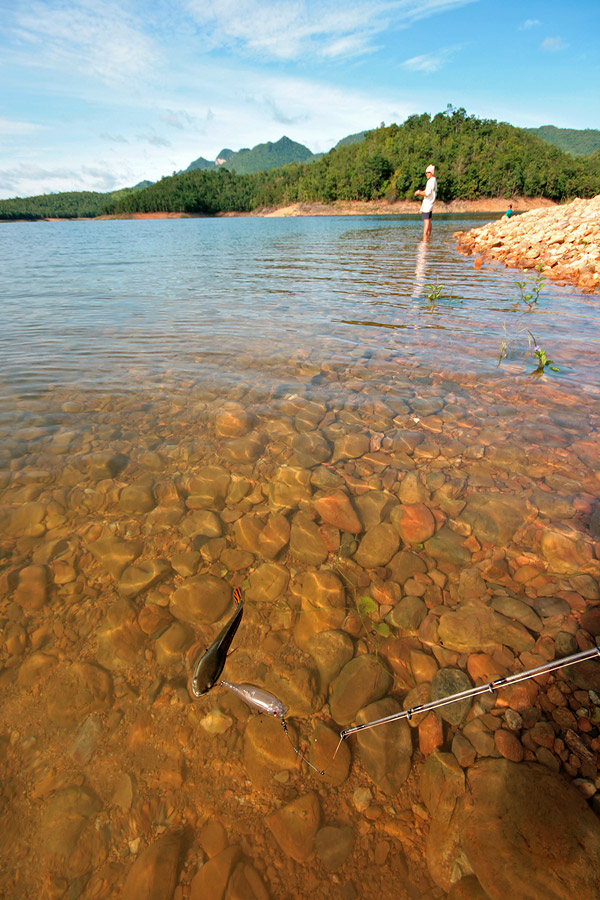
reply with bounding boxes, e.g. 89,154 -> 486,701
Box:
1,216 -> 600,900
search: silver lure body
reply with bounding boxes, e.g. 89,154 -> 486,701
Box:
220,681 -> 288,718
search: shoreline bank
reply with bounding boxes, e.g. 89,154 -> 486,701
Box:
108,196 -> 556,220
455,194 -> 600,294
1,196 -> 560,223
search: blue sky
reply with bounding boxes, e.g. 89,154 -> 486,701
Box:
0,0 -> 598,199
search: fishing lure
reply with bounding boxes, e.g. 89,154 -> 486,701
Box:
220,680 -> 325,775
334,646 -> 600,756
190,589 -> 244,697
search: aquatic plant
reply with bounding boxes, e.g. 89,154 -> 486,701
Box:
332,559 -> 393,652
425,281 -> 444,302
498,323 -> 560,375
357,595 -> 391,637
527,330 -> 560,373
514,265 -> 545,303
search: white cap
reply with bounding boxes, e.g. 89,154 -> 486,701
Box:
426,165 -> 435,175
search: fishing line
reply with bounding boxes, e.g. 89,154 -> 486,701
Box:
281,717 -> 325,776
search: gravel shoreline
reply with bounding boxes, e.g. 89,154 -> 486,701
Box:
454,195 -> 600,294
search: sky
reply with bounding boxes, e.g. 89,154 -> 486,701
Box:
0,0 -> 598,199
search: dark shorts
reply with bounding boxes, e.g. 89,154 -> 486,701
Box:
421,212 -> 432,220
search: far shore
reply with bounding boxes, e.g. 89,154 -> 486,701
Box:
1,196 -> 559,224
97,196 -> 557,221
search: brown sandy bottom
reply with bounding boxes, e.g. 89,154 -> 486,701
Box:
1,348 -> 600,900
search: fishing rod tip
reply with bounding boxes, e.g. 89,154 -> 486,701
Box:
333,734 -> 346,759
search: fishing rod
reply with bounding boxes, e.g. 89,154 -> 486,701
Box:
334,646 -> 600,756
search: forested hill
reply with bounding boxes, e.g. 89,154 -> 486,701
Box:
0,189 -> 127,221
3,109 -> 600,220
525,125 -> 600,157
110,109 -> 600,216
184,138 -> 313,175
225,136 -> 314,174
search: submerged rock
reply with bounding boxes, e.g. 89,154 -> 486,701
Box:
315,825 -> 355,872
14,564 -> 48,611
243,716 -> 298,789
419,751 -> 465,824
430,668 -> 473,725
459,760 -> 600,899
305,629 -> 354,692
308,722 -> 351,786
46,663 -> 113,727
313,490 -> 362,533
329,655 -> 393,725
390,503 -> 436,544
353,523 -> 399,568
170,574 -> 231,625
461,492 -> 530,544
121,831 -> 182,900
41,785 -> 105,879
356,697 -> 412,794
265,792 -> 320,862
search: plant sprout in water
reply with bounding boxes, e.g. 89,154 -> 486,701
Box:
514,265 -> 545,304
425,281 -> 444,303
498,324 -> 560,376
422,281 -> 460,306
527,329 -> 560,374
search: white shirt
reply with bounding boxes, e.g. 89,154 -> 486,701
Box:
420,175 -> 437,213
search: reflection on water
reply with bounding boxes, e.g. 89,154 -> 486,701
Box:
1,217 -> 600,900
412,240 -> 429,300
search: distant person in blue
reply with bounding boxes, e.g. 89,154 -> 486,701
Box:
414,164 -> 437,240
505,203 -> 514,218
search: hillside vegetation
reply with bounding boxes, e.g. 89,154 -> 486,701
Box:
526,125 -> 600,157
3,109 -> 600,220
111,109 -> 600,216
225,136 -> 314,174
0,186 -> 145,221
184,138 -> 312,175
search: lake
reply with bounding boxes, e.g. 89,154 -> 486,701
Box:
1,216 -> 599,900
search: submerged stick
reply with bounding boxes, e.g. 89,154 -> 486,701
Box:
334,646 -> 600,756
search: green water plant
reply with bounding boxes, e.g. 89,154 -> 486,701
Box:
357,595 -> 391,637
498,322 -> 560,375
332,559 -> 393,655
425,281 -> 444,302
514,265 -> 545,304
527,329 -> 560,373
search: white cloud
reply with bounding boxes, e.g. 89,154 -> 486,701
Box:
100,132 -> 129,143
9,0 -> 158,84
0,162 -> 121,197
184,0 -> 478,62
140,133 -> 172,147
402,43 -> 467,73
160,110 -> 196,129
0,117 -> 43,136
519,18 -> 540,30
541,36 -> 566,52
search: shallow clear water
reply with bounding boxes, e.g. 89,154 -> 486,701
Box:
2,215 -> 600,401
1,216 -> 599,900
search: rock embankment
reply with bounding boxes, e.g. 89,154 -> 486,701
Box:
455,194 -> 600,293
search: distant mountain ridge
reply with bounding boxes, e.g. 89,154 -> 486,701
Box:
525,125 -> 600,157
184,137 -> 313,175
185,149 -> 234,172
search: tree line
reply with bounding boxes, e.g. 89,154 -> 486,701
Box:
2,109 -> 600,220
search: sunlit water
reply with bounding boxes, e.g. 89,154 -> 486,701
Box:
1,216 -> 599,900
